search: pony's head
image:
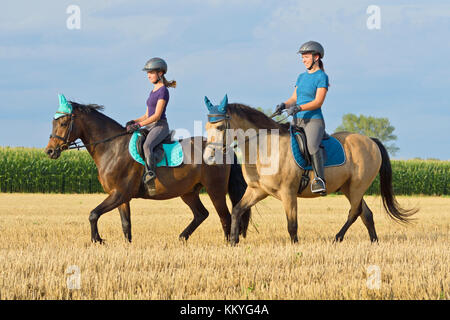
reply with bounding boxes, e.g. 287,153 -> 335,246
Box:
204,94 -> 230,164
45,94 -> 81,159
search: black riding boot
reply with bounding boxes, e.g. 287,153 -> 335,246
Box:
311,149 -> 327,196
143,155 -> 156,186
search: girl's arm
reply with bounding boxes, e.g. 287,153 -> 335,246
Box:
284,87 -> 297,108
139,99 -> 166,126
298,87 -> 327,111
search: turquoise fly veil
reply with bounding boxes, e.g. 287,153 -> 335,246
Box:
205,94 -> 228,123
54,94 -> 73,119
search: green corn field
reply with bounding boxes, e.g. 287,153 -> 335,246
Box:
366,159 -> 449,196
0,147 -> 102,193
0,147 -> 448,195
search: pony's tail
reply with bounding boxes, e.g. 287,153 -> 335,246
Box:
371,138 -> 418,224
228,153 -> 251,237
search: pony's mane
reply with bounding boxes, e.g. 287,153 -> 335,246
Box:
69,101 -> 124,129
227,103 -> 289,133
69,101 -> 105,114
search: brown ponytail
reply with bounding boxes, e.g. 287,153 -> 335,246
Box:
318,59 -> 325,72
318,58 -> 330,87
162,75 -> 177,88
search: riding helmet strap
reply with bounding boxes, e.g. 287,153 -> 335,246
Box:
307,57 -> 318,70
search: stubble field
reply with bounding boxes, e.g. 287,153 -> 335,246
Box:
0,193 -> 448,300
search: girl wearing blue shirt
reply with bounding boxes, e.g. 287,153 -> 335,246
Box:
275,41 -> 329,195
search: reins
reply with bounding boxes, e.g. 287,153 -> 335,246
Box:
269,110 -> 290,123
67,131 -> 130,150
206,109 -> 287,155
51,111 -> 130,152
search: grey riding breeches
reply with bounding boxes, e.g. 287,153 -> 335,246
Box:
292,117 -> 326,155
143,119 -> 170,165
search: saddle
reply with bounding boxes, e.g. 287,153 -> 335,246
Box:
136,129 -> 176,165
291,125 -> 329,167
290,125 -> 345,194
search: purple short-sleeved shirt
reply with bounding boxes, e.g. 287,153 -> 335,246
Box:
147,86 -> 169,120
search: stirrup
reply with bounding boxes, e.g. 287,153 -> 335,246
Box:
143,170 -> 156,184
311,177 -> 327,195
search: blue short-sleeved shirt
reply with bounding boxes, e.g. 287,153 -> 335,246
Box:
147,86 -> 169,120
295,69 -> 329,119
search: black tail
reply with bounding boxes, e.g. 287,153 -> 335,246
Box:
371,138 -> 418,224
228,154 -> 251,237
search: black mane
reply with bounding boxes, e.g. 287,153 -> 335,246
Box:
69,101 -> 124,129
69,101 -> 105,114
227,103 -> 289,133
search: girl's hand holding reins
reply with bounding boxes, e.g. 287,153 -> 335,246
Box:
126,123 -> 141,133
274,102 -> 286,114
125,120 -> 136,127
286,105 -> 302,116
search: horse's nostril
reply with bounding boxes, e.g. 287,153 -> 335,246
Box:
46,148 -> 54,156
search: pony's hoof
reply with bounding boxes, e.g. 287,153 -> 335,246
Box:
92,238 -> 105,244
178,235 -> 189,244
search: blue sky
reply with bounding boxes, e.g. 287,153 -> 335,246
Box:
1,0 -> 449,159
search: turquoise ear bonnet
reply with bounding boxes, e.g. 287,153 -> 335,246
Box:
54,94 -> 73,119
205,94 -> 228,123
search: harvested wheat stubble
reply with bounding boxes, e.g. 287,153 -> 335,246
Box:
0,193 -> 448,300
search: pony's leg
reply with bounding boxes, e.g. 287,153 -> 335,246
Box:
206,190 -> 231,241
118,202 -> 132,243
230,187 -> 267,245
89,191 -> 125,243
360,199 -> 378,242
280,191 -> 299,243
179,192 -> 209,241
335,183 -> 364,242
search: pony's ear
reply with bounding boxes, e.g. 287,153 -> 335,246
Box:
55,94 -> 72,118
58,94 -> 68,107
204,96 -> 214,112
218,94 -> 228,113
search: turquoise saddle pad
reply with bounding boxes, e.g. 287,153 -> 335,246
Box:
129,131 -> 183,167
290,126 -> 346,170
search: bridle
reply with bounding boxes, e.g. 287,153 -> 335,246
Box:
50,111 -> 130,153
50,111 -> 77,152
206,113 -> 233,155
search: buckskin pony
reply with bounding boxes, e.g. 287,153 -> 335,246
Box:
204,95 -> 417,245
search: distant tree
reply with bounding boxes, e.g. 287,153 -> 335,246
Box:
335,113 -> 400,156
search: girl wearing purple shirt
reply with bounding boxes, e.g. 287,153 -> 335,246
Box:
126,57 -> 176,186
